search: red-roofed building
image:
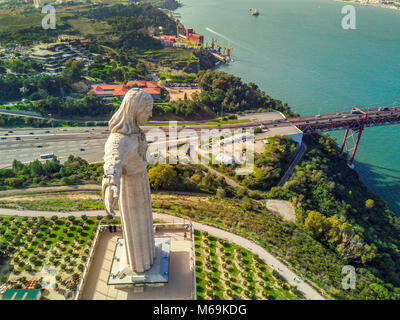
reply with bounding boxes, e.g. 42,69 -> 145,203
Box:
186,29 -> 204,46
88,81 -> 161,99
126,81 -> 159,88
126,81 -> 161,99
88,84 -> 129,99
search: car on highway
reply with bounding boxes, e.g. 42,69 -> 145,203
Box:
15,137 -> 21,140
315,114 -> 321,118
351,110 -> 362,114
80,148 -> 85,151
34,137 -> 39,139
8,130 -> 13,133
45,130 -> 50,133
29,132 -> 34,134
378,107 -> 390,111
1,137 -> 6,140
84,130 -> 89,132
4,133 -> 8,136
37,145 -> 42,148
343,115 -> 348,118
40,153 -> 54,159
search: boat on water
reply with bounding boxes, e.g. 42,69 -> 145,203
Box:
250,8 -> 259,16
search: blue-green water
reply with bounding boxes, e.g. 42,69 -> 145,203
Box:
176,0 -> 400,214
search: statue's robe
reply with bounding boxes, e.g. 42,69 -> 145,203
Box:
103,129 -> 155,273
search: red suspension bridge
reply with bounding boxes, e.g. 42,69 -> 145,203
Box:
269,102 -> 400,165
174,101 -> 400,166
143,101 -> 400,166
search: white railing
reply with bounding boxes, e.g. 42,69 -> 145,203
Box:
190,221 -> 197,300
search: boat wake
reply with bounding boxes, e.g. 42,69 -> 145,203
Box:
205,27 -> 255,54
205,27 -> 231,42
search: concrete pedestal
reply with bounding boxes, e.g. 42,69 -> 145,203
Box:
108,237 -> 171,287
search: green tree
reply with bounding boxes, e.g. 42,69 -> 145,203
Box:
148,164 -> 178,190
304,211 -> 331,240
365,199 -> 375,209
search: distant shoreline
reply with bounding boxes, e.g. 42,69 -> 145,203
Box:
335,0 -> 400,11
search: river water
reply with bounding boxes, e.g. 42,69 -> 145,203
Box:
176,0 -> 400,214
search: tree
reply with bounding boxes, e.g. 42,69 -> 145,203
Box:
369,283 -> 390,300
304,211 -> 331,240
365,199 -> 375,209
61,60 -> 84,84
148,164 -> 178,190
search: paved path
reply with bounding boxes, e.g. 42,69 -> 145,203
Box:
0,184 -> 101,196
202,163 -> 241,189
152,212 -> 324,300
277,143 -> 307,187
195,147 -> 241,189
0,207 -> 103,218
0,184 -> 210,198
0,206 -> 324,300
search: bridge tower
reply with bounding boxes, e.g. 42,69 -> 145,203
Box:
340,107 -> 367,166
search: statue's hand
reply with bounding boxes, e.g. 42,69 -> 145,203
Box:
102,174 -> 119,216
104,185 -> 119,216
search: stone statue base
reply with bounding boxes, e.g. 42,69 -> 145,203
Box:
107,237 -> 171,287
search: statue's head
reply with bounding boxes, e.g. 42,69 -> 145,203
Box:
109,88 -> 153,134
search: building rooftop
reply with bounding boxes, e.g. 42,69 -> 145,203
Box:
1,289 -> 41,300
88,82 -> 161,97
126,80 -> 159,88
88,84 -> 129,97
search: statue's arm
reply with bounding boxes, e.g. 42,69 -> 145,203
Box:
102,134 -> 126,214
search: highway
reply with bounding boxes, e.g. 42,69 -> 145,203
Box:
0,127 -> 109,168
1,106 -> 399,168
